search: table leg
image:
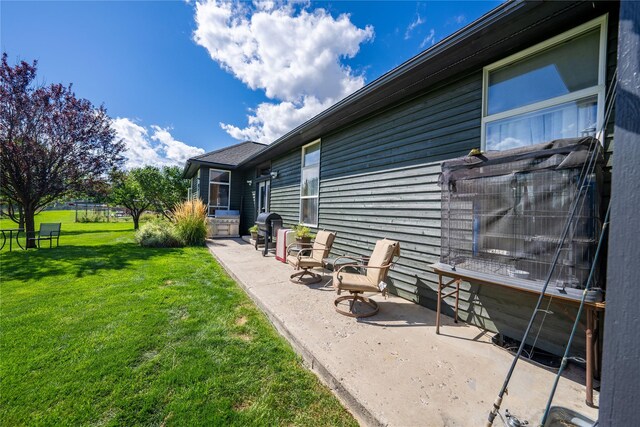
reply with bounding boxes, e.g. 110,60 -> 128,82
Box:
9,230 -> 12,251
586,307 -> 594,407
454,280 -> 460,323
15,230 -> 24,250
436,274 -> 442,335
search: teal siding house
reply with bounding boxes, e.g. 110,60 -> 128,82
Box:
184,0 -> 622,357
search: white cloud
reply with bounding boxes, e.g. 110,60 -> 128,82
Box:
220,96 -> 335,143
112,118 -> 204,169
420,29 -> 436,48
149,125 -> 205,165
404,15 -> 425,40
193,0 -> 374,143
454,14 -> 466,25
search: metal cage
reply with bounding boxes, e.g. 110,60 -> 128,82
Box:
439,138 -> 604,295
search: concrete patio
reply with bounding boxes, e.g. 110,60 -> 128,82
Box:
207,238 -> 599,426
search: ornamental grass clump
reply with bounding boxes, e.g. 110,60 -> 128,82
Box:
173,199 -> 207,246
135,220 -> 183,248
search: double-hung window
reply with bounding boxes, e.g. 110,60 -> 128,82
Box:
300,140 -> 320,226
208,169 -> 230,216
482,16 -> 607,151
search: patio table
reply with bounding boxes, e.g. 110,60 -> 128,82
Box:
430,262 -> 605,407
323,256 -> 367,273
0,228 -> 25,251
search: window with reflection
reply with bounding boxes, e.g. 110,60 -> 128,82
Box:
483,17 -> 606,151
300,140 -> 320,226
208,169 -> 230,216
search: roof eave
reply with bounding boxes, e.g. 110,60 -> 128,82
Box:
237,0 -> 530,168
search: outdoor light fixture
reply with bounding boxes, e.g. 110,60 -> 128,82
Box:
270,171 -> 279,179
246,179 -> 253,185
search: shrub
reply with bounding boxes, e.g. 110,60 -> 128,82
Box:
77,212 -> 107,223
173,199 -> 207,246
135,221 -> 183,248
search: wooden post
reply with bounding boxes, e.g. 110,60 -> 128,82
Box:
600,2 -> 640,424
436,274 -> 442,334
585,307 -> 594,407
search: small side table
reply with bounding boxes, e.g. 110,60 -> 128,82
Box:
323,256 -> 367,273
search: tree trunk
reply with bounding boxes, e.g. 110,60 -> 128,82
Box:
18,205 -> 25,229
24,206 -> 36,249
132,212 -> 141,230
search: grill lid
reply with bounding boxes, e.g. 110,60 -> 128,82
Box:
256,212 -> 282,226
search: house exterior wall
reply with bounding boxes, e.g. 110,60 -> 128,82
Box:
196,166 -> 241,213
237,9 -> 619,356
270,150 -> 302,228
240,170 -> 256,233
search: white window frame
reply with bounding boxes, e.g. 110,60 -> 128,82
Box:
299,139 -> 321,227
481,15 -> 608,150
208,169 -> 231,217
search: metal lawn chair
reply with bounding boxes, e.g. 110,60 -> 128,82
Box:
27,223 -> 61,248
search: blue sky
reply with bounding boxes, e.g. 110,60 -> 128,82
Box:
1,1 -> 500,167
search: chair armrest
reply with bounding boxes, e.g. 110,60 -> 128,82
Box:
287,242 -> 312,255
336,261 -> 396,277
335,263 -> 362,277
296,247 -> 314,259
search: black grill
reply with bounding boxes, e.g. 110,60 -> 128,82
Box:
255,212 -> 283,256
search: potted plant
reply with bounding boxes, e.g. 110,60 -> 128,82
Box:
249,224 -> 259,240
293,224 -> 315,244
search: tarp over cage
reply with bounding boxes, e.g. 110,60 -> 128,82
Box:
438,137 -> 604,302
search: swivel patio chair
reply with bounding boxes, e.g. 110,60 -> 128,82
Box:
287,230 -> 336,284
333,239 -> 400,318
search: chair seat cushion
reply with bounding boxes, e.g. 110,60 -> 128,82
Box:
333,271 -> 378,293
287,255 -> 322,269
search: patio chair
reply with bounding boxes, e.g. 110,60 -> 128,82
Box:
27,223 -> 61,248
287,230 -> 337,284
333,239 -> 400,318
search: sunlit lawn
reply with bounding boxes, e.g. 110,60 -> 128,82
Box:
0,211 -> 356,426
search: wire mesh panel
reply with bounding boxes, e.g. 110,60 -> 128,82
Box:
440,138 -> 603,291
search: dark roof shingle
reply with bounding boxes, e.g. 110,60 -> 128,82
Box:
191,141 -> 266,166
182,141 -> 266,178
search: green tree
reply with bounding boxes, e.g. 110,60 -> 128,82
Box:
0,54 -> 123,246
110,167 -> 162,230
147,166 -> 189,220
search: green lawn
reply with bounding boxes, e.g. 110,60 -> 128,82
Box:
0,211 -> 356,426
